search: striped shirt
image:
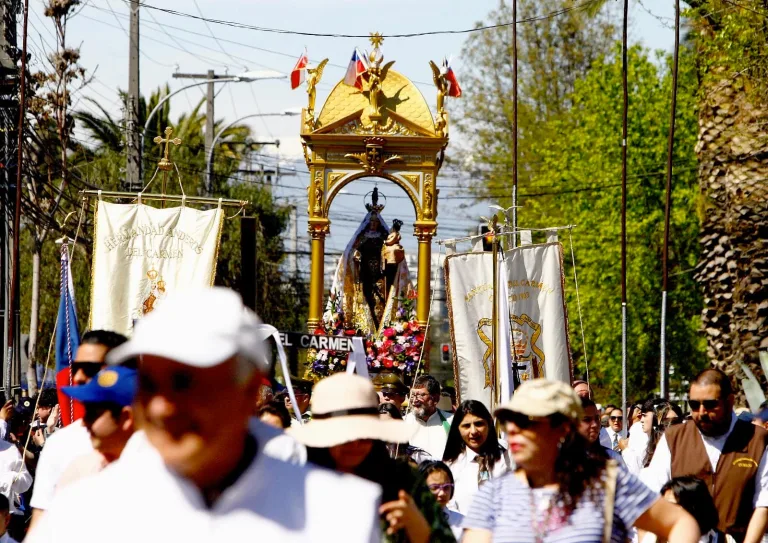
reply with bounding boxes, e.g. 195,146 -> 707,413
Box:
464,467 -> 657,542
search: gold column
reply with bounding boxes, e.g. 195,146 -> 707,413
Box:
307,219 -> 329,331
414,221 -> 436,327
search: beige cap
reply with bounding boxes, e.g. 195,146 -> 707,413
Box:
288,373 -> 415,448
494,378 -> 583,423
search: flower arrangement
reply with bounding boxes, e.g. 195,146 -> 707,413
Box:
307,291 -> 424,383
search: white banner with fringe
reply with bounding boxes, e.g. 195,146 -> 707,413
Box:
503,242 -> 572,384
90,200 -> 224,336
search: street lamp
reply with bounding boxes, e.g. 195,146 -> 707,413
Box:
206,109 -> 301,194
140,70 -> 286,181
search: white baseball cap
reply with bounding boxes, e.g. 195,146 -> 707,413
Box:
107,287 -> 272,371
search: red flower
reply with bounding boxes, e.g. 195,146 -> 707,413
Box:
313,328 -> 325,335
344,329 -> 356,336
382,328 -> 396,338
414,333 -> 425,343
382,357 -> 394,368
381,339 -> 393,351
407,291 -> 418,300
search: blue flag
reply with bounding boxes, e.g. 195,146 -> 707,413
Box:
55,244 -> 80,375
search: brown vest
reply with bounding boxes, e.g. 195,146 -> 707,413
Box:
667,418 -> 768,538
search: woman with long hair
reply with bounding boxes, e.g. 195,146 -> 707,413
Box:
291,373 -> 454,543
442,400 -> 511,513
462,379 -> 700,543
642,400 -> 684,468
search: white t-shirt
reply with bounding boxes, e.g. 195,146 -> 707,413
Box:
30,420 -> 92,510
642,414 -> 768,509
446,447 -> 511,513
404,409 -> 453,460
0,440 -> 32,514
445,508 -> 464,541
27,427 -> 381,543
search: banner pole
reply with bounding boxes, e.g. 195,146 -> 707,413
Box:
491,216 -> 500,409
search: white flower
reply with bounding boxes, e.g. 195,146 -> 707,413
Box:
394,323 -> 404,333
397,336 -> 407,345
318,350 -> 328,361
375,340 -> 384,348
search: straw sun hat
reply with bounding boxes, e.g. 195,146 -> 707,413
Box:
288,373 -> 415,448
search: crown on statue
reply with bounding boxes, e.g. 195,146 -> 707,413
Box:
365,187 -> 386,213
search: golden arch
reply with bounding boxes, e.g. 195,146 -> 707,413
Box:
299,35 -> 453,331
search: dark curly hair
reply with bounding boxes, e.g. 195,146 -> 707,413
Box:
549,414 -> 607,515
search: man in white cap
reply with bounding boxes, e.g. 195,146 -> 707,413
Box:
28,288 -> 381,543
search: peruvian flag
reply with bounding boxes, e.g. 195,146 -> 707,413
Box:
55,244 -> 84,425
443,57 -> 462,98
343,48 -> 368,89
290,49 -> 309,90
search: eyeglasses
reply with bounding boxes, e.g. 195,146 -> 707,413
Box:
71,362 -> 103,378
411,392 -> 432,400
688,399 -> 719,411
501,412 -> 548,430
428,483 -> 454,493
609,416 -> 623,421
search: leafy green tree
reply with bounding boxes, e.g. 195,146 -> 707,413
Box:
515,46 -> 704,400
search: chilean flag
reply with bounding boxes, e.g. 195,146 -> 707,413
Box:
290,49 -> 309,90
55,244 -> 83,425
443,57 -> 462,98
343,48 -> 368,89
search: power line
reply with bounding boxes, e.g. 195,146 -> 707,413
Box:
120,0 -> 600,39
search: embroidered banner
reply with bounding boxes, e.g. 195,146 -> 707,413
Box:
444,252 -> 512,411
503,242 -> 572,384
90,200 -> 224,336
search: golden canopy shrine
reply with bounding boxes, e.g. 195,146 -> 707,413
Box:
300,33 -> 455,331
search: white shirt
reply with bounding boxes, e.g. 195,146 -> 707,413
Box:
404,409 -> 453,459
606,427 -> 622,448
0,532 -> 19,543
251,418 -> 307,465
30,420 -> 92,511
445,508 -> 465,541
447,447 -> 511,513
28,426 -> 381,543
622,422 -> 650,475
0,440 -> 32,514
642,414 -> 768,509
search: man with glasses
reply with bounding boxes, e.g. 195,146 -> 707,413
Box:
404,374 -> 453,459
30,330 -> 127,528
644,368 -> 768,542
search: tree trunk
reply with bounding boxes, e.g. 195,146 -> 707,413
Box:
26,245 -> 41,397
694,73 -> 768,402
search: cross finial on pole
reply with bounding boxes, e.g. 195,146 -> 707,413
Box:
369,32 -> 384,49
154,126 -> 182,172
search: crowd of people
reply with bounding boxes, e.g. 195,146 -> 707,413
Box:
0,286 -> 764,542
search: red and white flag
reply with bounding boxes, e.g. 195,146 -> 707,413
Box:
290,49 -> 309,90
343,48 -> 368,89
442,57 -> 462,98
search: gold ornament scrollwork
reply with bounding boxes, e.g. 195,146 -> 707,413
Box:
422,175 -> 435,220
304,59 -> 329,132
312,171 -> 324,216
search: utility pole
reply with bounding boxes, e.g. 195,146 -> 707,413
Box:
0,0 -> 20,394
172,70 -> 228,195
126,0 -> 140,190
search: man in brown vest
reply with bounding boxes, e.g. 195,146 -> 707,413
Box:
643,369 -> 768,542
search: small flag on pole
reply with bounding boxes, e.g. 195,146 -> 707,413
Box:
343,48 -> 368,89
442,57 -> 462,98
55,244 -> 82,425
290,49 -> 309,90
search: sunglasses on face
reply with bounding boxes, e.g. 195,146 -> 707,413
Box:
609,416 -> 622,421
71,362 -> 103,378
427,483 -> 454,493
688,399 -> 719,411
502,412 -> 548,430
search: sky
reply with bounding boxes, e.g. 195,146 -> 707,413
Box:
23,0 -> 677,270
